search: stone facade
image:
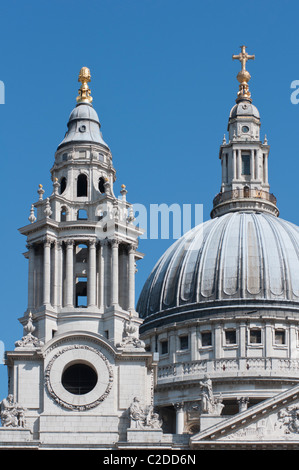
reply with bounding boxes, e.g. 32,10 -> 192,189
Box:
0,68 -> 164,450
2,50 -> 299,450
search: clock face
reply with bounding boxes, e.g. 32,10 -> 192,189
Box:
242,126 -> 249,133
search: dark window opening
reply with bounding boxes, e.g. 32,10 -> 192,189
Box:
60,177 -> 67,194
225,329 -> 237,345
77,174 -> 88,197
242,154 -> 251,175
98,177 -> 106,194
61,208 -> 67,222
76,277 -> 87,307
62,363 -> 97,395
161,340 -> 168,355
275,329 -> 286,345
250,329 -> 262,344
201,331 -> 212,347
179,335 -> 189,350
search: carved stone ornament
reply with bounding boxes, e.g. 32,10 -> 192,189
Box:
44,344 -> 113,411
0,394 -> 26,428
15,312 -> 44,349
199,374 -> 224,416
129,397 -> 162,430
278,405 -> 299,434
116,317 -> 145,350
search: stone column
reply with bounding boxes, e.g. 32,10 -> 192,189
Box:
88,239 -> 96,307
264,154 -> 269,184
98,241 -> 104,310
250,149 -> 254,179
111,239 -> 119,306
65,239 -> 74,307
57,241 -> 63,308
128,244 -> 136,312
237,149 -> 242,179
102,240 -> 109,308
232,149 -> 236,181
27,243 -> 35,310
214,323 -> 222,359
174,402 -> 185,434
52,240 -> 59,308
43,237 -> 51,306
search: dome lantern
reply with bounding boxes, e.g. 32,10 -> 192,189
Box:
211,47 -> 279,219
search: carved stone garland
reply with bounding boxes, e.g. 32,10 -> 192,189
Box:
44,345 -> 114,411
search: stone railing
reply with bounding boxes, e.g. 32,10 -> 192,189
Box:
157,358 -> 299,383
212,188 -> 277,208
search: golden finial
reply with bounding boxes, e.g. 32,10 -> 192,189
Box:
76,67 -> 93,104
232,46 -> 255,102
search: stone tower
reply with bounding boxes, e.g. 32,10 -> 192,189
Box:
210,45 -> 278,219
1,68 -> 160,448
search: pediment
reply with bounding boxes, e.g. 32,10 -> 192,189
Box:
190,383 -> 299,448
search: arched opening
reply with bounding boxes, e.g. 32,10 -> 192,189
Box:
61,207 -> 67,222
244,185 -> 250,198
77,174 -> 88,197
98,177 -> 106,194
60,177 -> 67,194
77,209 -> 88,220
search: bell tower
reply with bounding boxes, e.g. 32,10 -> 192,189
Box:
211,46 -> 279,218
19,67 -> 143,346
1,68 -> 161,447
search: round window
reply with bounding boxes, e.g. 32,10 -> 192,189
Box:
62,363 -> 97,395
242,125 -> 249,133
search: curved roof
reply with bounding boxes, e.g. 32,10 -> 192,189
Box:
57,103 -> 108,149
229,101 -> 260,120
137,212 -> 299,321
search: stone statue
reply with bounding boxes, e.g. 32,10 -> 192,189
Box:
129,397 -> 162,430
117,317 -> 145,350
199,374 -> 215,414
129,397 -> 146,429
0,394 -> 26,428
199,374 -> 224,415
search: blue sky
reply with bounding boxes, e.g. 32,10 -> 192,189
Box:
1,0 -> 299,398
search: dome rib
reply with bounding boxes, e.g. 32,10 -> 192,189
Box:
137,212 -> 299,322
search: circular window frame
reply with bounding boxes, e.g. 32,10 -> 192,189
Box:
45,345 -> 113,410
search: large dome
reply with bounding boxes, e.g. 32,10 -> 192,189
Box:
137,212 -> 299,325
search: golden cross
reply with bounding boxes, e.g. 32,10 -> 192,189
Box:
232,45 -> 255,71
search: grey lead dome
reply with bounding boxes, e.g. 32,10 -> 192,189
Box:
137,212 -> 299,321
57,103 -> 108,149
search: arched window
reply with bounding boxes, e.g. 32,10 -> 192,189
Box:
244,185 -> 250,198
77,174 -> 88,197
77,209 -> 88,220
98,177 -> 106,194
60,177 -> 67,194
61,207 -> 67,222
